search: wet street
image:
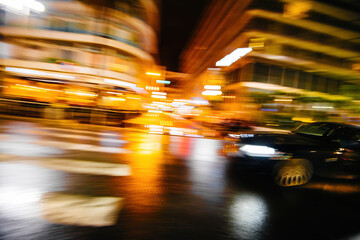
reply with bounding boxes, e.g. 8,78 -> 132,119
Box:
0,119 -> 360,240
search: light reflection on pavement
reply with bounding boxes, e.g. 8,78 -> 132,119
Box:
0,120 -> 360,240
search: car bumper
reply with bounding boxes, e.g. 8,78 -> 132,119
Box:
228,151 -> 281,172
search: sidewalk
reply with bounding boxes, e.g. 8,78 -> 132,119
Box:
0,113 -> 216,137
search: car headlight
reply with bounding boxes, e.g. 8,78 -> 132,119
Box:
239,144 -> 292,160
240,145 -> 275,157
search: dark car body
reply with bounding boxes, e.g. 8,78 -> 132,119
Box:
225,122 -> 360,186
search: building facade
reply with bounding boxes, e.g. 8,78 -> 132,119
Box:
0,0 -> 159,109
180,0 -> 360,120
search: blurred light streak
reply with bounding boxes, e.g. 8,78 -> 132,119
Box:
0,0 -> 23,11
241,82 -> 299,92
312,106 -> 333,109
188,99 -> 209,105
148,110 -> 162,113
104,79 -> 136,88
292,117 -> 314,123
152,91 -> 166,95
302,182 -> 360,194
216,48 -> 252,67
169,127 -> 184,136
202,90 -> 222,96
107,91 -> 123,95
261,108 -> 278,112
105,97 -> 126,101
152,95 -> 166,99
173,99 -> 188,102
127,96 -> 141,100
146,72 -> 161,76
204,85 -> 221,90
148,125 -> 164,134
22,0 -> 45,12
5,67 -> 75,80
0,0 -> 45,13
146,86 -> 159,91
274,98 -> 292,102
65,91 -> 97,97
156,80 -> 170,84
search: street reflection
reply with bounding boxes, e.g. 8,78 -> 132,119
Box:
169,136 -> 193,159
301,182 -> 360,194
187,138 -> 226,201
121,133 -> 165,214
0,186 -> 42,219
0,162 -> 64,220
230,193 -> 269,240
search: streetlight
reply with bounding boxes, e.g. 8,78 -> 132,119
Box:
146,72 -> 161,76
0,0 -> 45,14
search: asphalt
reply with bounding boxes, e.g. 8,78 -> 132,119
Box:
0,119 -> 360,240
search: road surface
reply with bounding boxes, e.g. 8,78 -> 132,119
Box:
0,119 -> 359,240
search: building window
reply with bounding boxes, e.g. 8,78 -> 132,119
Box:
326,79 -> 340,94
311,75 -> 319,91
269,65 -> 282,85
298,71 -> 309,90
253,62 -> 269,83
283,68 -> 296,87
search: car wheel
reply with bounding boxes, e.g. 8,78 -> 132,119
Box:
273,159 -> 313,187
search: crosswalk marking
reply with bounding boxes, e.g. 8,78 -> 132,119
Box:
34,140 -> 132,154
32,158 -> 131,176
0,154 -> 131,176
0,124 -> 129,228
40,127 -> 120,137
23,130 -> 128,144
0,134 -> 132,154
41,193 -> 123,227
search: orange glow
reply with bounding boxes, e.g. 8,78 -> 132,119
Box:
146,72 -> 161,76
118,134 -> 165,214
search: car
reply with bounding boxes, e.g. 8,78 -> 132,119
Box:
224,122 -> 360,187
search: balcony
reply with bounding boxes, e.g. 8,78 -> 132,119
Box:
0,26 -> 154,64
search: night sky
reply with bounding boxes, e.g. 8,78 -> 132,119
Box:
159,0 -> 210,72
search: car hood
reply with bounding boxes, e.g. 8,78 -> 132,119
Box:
237,132 -> 325,149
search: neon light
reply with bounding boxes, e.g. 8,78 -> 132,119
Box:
104,79 -> 136,88
152,92 -> 166,95
156,80 -> 170,84
5,67 -> 75,80
312,106 -> 333,109
146,72 -> 161,76
216,48 -> 252,67
202,90 -> 222,96
65,91 -> 97,97
106,97 -> 125,101
204,85 -> 221,90
151,95 -> 166,99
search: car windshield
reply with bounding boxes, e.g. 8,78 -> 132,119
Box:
293,123 -> 333,137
